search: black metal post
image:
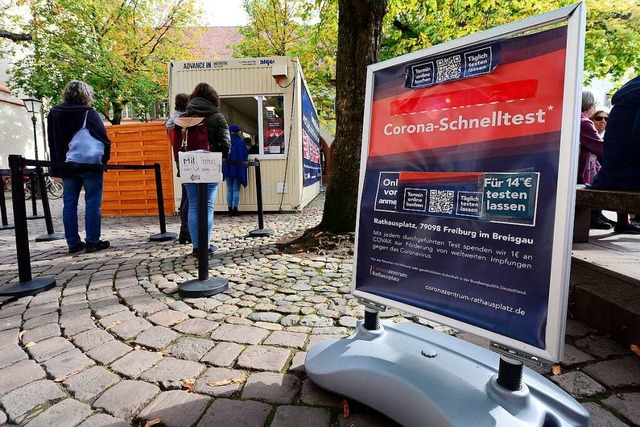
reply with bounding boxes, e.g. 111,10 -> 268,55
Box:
34,165 -> 63,242
178,182 -> 228,298
31,114 -> 39,161
0,170 -> 13,230
0,155 -> 55,297
247,159 -> 273,237
26,171 -> 43,219
197,183 -> 208,280
149,163 -> 177,241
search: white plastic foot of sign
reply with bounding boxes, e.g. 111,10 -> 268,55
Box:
305,321 -> 589,427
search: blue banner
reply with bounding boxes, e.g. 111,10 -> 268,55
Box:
301,81 -> 321,186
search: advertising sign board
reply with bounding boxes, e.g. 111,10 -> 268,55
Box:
353,10 -> 584,362
301,80 -> 322,187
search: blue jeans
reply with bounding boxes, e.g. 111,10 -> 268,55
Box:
226,177 -> 241,208
62,172 -> 104,247
185,182 -> 218,249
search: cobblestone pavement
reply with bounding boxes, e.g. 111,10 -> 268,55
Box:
0,192 -> 639,426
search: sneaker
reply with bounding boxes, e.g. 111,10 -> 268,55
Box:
192,245 -> 219,256
590,216 -> 613,230
614,223 -> 640,235
86,240 -> 110,253
68,242 -> 86,254
595,212 -> 616,227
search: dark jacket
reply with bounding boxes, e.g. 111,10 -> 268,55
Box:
186,97 -> 230,158
47,102 -> 111,178
592,76 -> 640,190
223,133 -> 249,186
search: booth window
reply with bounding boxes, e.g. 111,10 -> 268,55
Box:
219,95 -> 286,158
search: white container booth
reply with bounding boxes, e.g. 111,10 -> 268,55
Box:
168,56 -> 322,212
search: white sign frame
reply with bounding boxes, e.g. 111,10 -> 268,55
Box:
352,3 -> 586,362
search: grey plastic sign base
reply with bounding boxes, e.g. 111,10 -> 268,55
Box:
305,320 -> 589,427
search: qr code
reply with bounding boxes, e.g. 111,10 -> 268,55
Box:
435,55 -> 462,83
428,190 -> 454,214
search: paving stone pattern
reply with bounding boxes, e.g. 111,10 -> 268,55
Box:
0,194 -> 638,425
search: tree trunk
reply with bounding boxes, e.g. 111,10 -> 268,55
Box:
110,102 -> 123,125
318,0 -> 388,233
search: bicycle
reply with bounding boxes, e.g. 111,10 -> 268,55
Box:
24,174 -> 64,200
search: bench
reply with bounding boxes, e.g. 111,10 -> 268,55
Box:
573,185 -> 640,243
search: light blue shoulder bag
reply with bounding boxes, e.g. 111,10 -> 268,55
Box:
65,110 -> 105,164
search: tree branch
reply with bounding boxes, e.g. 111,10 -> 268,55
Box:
0,29 -> 32,41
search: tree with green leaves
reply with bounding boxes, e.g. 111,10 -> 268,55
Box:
234,0 -> 338,129
1,0 -> 201,124
318,0 -> 640,234
381,0 -> 640,84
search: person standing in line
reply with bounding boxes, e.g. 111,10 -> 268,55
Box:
592,75 -> 640,234
182,82 -> 230,256
47,80 -> 111,253
223,125 -> 249,216
166,93 -> 191,244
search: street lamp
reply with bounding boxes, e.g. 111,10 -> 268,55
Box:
22,96 -> 43,161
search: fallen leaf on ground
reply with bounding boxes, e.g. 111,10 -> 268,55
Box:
181,378 -> 196,392
105,320 -> 123,330
53,369 -> 83,382
551,365 -> 562,375
631,344 -> 640,358
18,331 -> 25,340
207,377 -> 244,387
24,341 -> 36,348
144,419 -> 162,427
342,399 -> 350,418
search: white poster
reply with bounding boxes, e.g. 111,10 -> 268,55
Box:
178,151 -> 222,183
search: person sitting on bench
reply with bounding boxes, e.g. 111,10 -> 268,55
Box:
578,90 -> 609,230
591,75 -> 640,234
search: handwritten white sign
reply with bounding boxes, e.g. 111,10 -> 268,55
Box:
178,150 -> 222,183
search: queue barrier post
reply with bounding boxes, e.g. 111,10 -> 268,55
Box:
0,169 -> 14,231
246,158 -> 273,238
149,163 -> 177,242
34,165 -> 64,242
25,169 -> 44,220
0,155 -> 56,298
178,182 -> 228,298
105,164 -> 177,242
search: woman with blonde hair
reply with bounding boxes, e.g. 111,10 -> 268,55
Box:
47,80 -> 111,253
